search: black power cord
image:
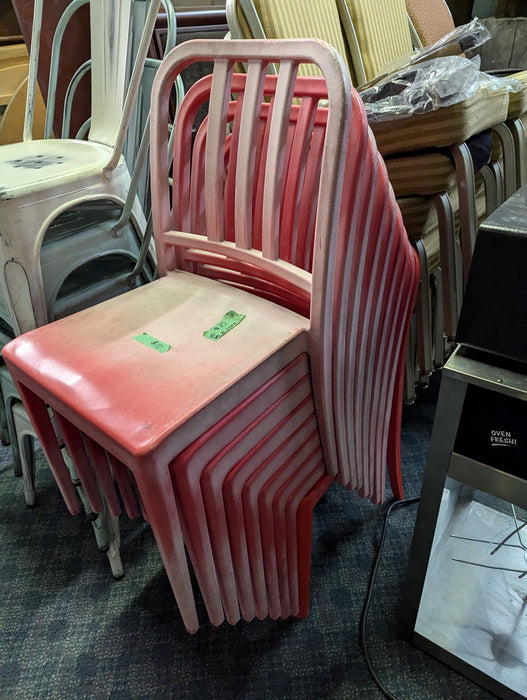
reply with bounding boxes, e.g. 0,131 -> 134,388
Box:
359,496 -> 421,700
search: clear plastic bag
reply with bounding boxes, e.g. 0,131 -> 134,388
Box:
359,56 -> 522,123
374,17 -> 491,82
361,17 -> 491,91
360,56 -> 480,122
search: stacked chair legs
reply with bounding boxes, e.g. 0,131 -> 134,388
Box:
0,363 -> 124,578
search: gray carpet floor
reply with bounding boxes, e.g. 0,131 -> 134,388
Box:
0,376 -> 498,699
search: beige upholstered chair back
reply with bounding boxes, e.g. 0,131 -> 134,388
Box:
226,0 -> 355,81
339,0 -> 414,83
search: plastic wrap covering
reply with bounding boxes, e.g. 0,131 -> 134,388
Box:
363,18 -> 491,91
481,70 -> 523,96
360,56 -> 522,123
414,16 -> 490,58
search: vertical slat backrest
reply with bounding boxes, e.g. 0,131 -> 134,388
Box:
201,55 -> 301,257
202,56 -> 233,243
329,96 -> 419,500
231,60 -> 267,250
280,99 -> 325,269
257,58 -> 297,260
151,39 -> 351,471
179,78 -> 324,280
151,39 -> 351,322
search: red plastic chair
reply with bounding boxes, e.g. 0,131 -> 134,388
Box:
154,64 -> 416,619
176,68 -> 416,501
3,39 -> 419,632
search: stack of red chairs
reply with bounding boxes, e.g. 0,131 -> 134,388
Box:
2,39 -> 419,632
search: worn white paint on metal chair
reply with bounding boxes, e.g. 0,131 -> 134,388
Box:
0,0 -> 162,336
0,0 -> 179,446
0,0 -> 179,578
33,1 -> 182,314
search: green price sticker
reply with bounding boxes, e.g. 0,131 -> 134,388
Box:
133,333 -> 170,353
203,310 -> 246,341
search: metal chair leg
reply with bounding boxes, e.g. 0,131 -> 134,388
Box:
414,239 -> 433,386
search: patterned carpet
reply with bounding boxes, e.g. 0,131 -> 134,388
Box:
0,375 -> 496,699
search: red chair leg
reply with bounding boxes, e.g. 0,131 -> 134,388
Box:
296,473 -> 333,618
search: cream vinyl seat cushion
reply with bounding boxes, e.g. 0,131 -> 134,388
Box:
229,0 -> 490,196
385,151 -> 457,197
497,69 -> 527,119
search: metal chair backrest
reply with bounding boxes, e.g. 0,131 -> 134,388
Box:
53,0 -> 181,209
24,0 -> 161,170
225,0 -> 421,87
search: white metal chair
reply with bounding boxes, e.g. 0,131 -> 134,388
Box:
0,0 -> 180,578
0,0 -> 162,336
